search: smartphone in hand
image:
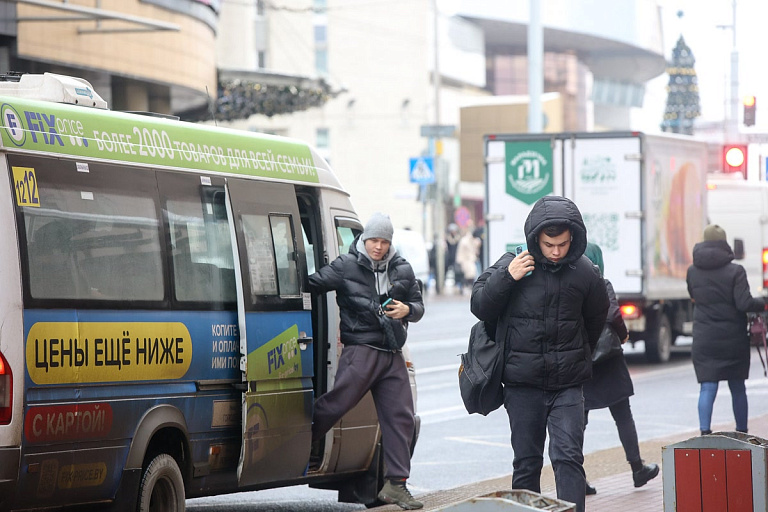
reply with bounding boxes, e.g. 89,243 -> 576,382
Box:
515,243 -> 532,277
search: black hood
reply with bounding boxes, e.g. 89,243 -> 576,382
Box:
692,240 -> 734,270
523,196 -> 588,266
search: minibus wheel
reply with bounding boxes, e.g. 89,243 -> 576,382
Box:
138,453 -> 185,512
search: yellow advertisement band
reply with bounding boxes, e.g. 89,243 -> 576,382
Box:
26,322 -> 192,384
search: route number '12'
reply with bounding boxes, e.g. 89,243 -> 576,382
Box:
12,166 -> 40,208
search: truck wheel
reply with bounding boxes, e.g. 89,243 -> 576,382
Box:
645,312 -> 672,363
137,454 -> 185,512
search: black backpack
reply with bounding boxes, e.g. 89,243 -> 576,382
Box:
458,320 -> 504,415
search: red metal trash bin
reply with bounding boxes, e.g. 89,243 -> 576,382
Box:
662,431 -> 768,512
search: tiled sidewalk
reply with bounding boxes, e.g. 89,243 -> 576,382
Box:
372,412 -> 768,511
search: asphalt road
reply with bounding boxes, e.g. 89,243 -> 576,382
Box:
186,292 -> 768,510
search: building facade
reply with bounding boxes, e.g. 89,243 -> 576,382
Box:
0,0 -> 221,113
214,0 -> 667,240
0,0 -> 668,241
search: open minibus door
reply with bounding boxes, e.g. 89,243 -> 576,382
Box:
224,178 -> 315,486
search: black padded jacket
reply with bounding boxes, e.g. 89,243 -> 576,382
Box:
470,196 -> 609,390
309,236 -> 424,350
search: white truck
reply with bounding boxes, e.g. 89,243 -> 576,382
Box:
484,131 -> 710,362
706,174 -> 768,297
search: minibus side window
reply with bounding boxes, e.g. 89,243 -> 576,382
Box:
302,228 -> 315,275
241,213 -> 300,298
241,214 -> 278,296
336,224 -> 361,254
166,193 -> 236,304
269,215 -> 300,296
17,157 -> 164,303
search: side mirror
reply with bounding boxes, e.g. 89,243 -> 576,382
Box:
733,238 -> 745,260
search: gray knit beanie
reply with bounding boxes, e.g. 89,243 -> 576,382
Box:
703,224 -> 726,242
361,212 -> 394,242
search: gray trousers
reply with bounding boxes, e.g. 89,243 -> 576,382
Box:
312,344 -> 415,480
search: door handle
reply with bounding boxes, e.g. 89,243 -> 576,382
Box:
298,336 -> 313,351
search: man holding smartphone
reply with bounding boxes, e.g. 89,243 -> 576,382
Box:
470,196 -> 608,512
308,212 -> 424,510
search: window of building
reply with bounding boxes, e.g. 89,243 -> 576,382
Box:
315,49 -> 328,75
313,1 -> 328,75
316,127 -> 329,149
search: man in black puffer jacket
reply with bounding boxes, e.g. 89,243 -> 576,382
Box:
309,212 -> 424,510
471,196 -> 608,512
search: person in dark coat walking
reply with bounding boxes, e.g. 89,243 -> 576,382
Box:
309,212 -> 424,510
582,243 -> 659,495
686,224 -> 768,435
471,196 -> 609,512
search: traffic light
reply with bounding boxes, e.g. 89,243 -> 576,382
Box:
744,95 -> 756,126
722,144 -> 748,177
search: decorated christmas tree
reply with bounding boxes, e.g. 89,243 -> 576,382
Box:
661,35 -> 701,135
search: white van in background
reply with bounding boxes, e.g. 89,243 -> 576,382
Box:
392,229 -> 430,289
707,175 -> 768,297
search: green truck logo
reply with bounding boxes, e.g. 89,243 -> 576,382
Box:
505,141 -> 553,205
579,156 -> 617,183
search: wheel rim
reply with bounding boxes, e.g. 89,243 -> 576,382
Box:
148,474 -> 177,512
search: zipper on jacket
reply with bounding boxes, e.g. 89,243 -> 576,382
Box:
543,268 -> 550,389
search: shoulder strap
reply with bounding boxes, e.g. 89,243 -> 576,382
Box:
762,317 -> 768,377
754,313 -> 768,377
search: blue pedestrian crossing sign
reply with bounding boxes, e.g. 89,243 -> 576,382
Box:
409,156 -> 435,184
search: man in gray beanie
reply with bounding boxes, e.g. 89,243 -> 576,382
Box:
362,212 -> 395,242
308,212 -> 424,509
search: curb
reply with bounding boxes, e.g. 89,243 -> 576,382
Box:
371,412 -> 768,511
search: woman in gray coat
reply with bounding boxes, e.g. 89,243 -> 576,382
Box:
686,224 -> 767,435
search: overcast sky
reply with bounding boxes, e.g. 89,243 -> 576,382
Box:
638,0 -> 767,132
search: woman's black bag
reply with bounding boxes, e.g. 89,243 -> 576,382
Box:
458,320 -> 504,415
592,324 -> 623,364
749,313 -> 768,376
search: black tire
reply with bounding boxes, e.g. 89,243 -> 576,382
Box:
645,312 -> 672,363
137,454 -> 185,512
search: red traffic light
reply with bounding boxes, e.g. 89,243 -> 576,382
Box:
722,144 -> 748,176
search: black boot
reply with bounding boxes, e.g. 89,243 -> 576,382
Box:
585,481 -> 597,495
701,429 -> 712,436
631,460 -> 659,488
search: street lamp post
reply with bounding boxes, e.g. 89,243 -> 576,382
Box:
432,0 -> 446,294
729,0 -> 739,138
528,0 -> 543,133
717,0 -> 739,138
